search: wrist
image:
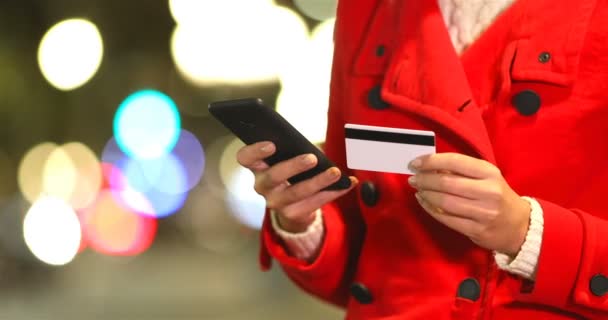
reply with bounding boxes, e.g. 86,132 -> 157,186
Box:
505,196 -> 532,257
275,211 -> 317,233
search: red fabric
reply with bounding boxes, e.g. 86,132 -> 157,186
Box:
260,0 -> 608,318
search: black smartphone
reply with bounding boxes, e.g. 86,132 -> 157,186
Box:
208,98 -> 351,191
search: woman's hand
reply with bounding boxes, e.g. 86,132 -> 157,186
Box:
408,153 -> 531,256
236,141 -> 358,233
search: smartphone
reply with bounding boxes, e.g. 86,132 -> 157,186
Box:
208,98 -> 351,191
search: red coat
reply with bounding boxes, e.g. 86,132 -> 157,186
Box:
260,0 -> 608,319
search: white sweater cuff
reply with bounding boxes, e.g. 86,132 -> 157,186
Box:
494,196 -> 544,280
270,209 -> 325,261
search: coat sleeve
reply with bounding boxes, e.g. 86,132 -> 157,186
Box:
257,5 -> 366,307
511,198 -> 608,317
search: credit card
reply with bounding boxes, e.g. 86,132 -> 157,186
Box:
345,123 -> 436,175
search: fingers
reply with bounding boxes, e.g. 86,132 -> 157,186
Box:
236,141 -> 275,170
254,153 -> 318,195
279,176 -> 359,220
415,192 -> 479,236
411,153 -> 499,179
265,167 -> 342,209
416,190 -> 485,221
409,171 -> 486,199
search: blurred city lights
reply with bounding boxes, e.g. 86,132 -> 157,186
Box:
100,162 -> 157,217
293,0 -> 338,21
41,146 -> 77,205
60,142 -> 102,209
37,18 -> 103,91
218,138 -> 246,188
101,137 -> 126,170
101,138 -> 188,219
18,142 -> 58,203
125,149 -> 187,196
119,154 -> 188,218
113,90 -> 181,159
170,2 -> 308,86
169,0 -> 275,26
166,130 -> 205,192
226,166 -> 266,229
277,19 -> 335,144
20,142 -> 102,210
23,196 -> 82,266
101,131 -> 203,194
132,186 -> 188,218
80,191 -> 156,256
216,138 -> 265,229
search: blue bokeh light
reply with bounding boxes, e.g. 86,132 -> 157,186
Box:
113,90 -> 181,159
171,130 -> 205,193
100,137 -> 188,218
226,167 -> 266,229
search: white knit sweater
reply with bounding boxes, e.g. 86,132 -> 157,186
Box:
271,0 -> 544,280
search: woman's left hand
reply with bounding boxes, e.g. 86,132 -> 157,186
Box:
408,153 -> 531,257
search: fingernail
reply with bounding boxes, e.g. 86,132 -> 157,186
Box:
408,175 -> 417,187
328,167 -> 340,177
261,143 -> 274,152
409,159 -> 422,171
301,154 -> 315,165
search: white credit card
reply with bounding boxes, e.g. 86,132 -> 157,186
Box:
345,123 -> 436,175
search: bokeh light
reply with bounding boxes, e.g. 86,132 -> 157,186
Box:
80,191 -> 156,256
37,18 -> 103,91
169,0 -> 274,25
101,138 -> 188,218
119,155 -> 188,215
218,138 -> 266,229
226,166 -> 266,229
218,138 -> 246,188
201,135 -> 236,194
170,2 -> 308,86
100,162 -> 156,217
60,142 -> 102,209
18,142 -> 58,203
41,146 -> 77,205
167,130 -> 205,192
113,90 -> 181,159
293,0 -> 338,21
277,19 -> 335,144
23,196 -> 81,266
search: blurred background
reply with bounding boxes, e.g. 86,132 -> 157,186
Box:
0,0 -> 343,318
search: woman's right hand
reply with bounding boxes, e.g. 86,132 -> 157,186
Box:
236,141 -> 358,233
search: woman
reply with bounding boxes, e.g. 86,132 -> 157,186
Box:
237,0 -> 608,319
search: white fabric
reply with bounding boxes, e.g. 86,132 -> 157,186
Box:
494,197 -> 544,280
270,208 -> 324,261
438,0 -> 516,54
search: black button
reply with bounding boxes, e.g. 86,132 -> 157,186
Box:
538,52 -> 551,63
360,181 -> 379,207
350,282 -> 373,304
375,45 -> 386,57
367,86 -> 389,110
457,278 -> 481,301
590,274 -> 608,296
512,90 -> 541,116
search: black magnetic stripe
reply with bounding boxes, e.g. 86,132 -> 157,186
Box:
345,128 -> 435,146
